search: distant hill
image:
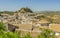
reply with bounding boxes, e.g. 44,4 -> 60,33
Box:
40,11 -> 60,15
18,7 -> 33,13
0,9 -> 60,15
0,11 -> 16,15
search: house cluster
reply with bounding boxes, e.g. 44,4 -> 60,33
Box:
0,12 -> 60,38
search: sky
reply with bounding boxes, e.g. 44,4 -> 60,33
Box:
0,0 -> 60,11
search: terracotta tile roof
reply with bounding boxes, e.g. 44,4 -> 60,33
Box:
50,24 -> 60,32
39,19 -> 49,23
18,24 -> 32,30
58,35 -> 60,38
8,22 -> 32,30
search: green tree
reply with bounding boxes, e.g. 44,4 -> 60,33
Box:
38,28 -> 57,38
24,33 -> 32,38
0,31 -> 21,38
0,22 -> 6,31
0,22 -> 21,38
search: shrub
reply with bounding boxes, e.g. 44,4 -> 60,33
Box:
38,28 -> 57,38
24,33 -> 32,38
0,22 -> 21,38
0,31 -> 21,38
0,22 -> 6,31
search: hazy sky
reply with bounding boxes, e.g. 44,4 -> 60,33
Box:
0,0 -> 60,11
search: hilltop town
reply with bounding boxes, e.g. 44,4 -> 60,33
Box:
0,8 -> 60,38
